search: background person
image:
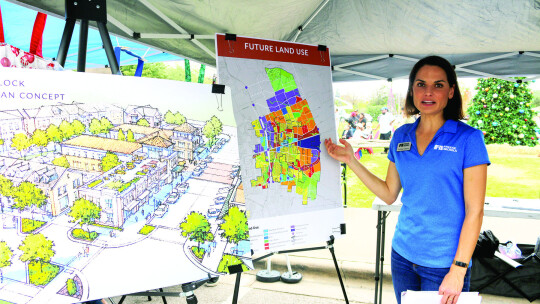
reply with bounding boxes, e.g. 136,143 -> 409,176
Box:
378,107 -> 395,153
325,56 -> 489,304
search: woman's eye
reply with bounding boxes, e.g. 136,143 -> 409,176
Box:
416,82 -> 425,87
435,83 -> 444,88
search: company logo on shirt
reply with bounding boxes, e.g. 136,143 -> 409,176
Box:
433,145 -> 457,152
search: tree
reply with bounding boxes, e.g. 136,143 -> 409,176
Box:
19,233 -> 55,269
180,212 -> 214,249
0,174 -> 14,198
100,152 -> 120,172
68,198 -> 101,232
46,124 -> 63,144
136,118 -> 150,127
100,117 -> 113,133
117,129 -> 126,141
126,130 -> 135,142
210,115 -> 223,136
59,120 -> 74,140
88,118 -> 102,135
175,112 -> 186,125
12,182 -> 47,214
11,133 -> 31,157
203,121 -> 216,147
71,119 -> 86,136
31,129 -> 49,153
164,110 -> 175,124
0,241 -> 13,283
467,78 -> 538,146
219,206 -> 249,244
52,156 -> 70,168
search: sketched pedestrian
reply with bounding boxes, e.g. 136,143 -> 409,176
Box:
84,245 -> 90,257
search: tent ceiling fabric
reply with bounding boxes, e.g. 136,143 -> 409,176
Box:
7,0 -> 540,81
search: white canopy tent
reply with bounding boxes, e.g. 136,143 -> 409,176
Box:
5,0 -> 540,82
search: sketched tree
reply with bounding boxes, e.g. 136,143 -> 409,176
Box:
71,119 -> 86,136
12,182 -> 47,217
11,133 -> 32,158
68,198 -> 101,232
31,129 -> 49,154
52,155 -> 70,168
46,124 -> 63,151
0,174 -> 14,206
0,241 -> 13,283
100,118 -> 114,134
210,116 -> 223,136
19,233 -> 55,270
202,121 -> 216,147
88,118 -> 102,135
118,129 -> 126,141
59,120 -> 75,140
180,212 -> 214,249
126,130 -> 135,142
101,152 -> 120,172
219,206 -> 249,245
136,118 -> 150,127
164,110 -> 175,124
175,112 -> 186,125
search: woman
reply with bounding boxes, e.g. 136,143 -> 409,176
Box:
325,56 -> 489,304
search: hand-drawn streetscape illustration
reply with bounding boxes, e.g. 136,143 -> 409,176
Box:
0,68 -> 251,303
217,34 -> 344,254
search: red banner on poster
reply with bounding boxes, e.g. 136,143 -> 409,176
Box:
216,34 -> 330,67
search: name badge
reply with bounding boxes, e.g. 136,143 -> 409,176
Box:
397,142 -> 411,151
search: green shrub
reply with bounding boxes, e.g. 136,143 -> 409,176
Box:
66,278 -> 77,296
136,171 -> 146,175
217,254 -> 249,273
138,225 -> 155,235
191,246 -> 205,259
72,228 -> 99,241
88,179 -> 103,188
21,218 -> 46,234
28,260 -> 60,286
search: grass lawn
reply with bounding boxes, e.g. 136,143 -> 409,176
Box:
345,144 -> 540,208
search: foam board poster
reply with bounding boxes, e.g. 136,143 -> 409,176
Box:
216,34 -> 344,253
0,68 -> 252,303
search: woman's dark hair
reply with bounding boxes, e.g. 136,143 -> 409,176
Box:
404,56 -> 463,120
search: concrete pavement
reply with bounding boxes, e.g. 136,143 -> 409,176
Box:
102,207 -> 539,304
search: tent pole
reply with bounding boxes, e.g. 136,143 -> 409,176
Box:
288,0 -> 331,42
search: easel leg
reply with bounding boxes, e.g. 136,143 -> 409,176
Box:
374,211 -> 382,304
379,211 -> 387,304
78,19 -> 89,72
231,272 -> 241,304
56,18 -> 75,67
159,288 -> 167,304
327,236 -> 349,304
97,21 -> 120,74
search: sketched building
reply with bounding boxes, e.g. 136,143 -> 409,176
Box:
109,124 -> 173,141
137,131 -> 177,183
0,157 -> 83,216
171,122 -> 202,161
61,135 -> 142,172
0,109 -> 30,142
124,105 -> 162,127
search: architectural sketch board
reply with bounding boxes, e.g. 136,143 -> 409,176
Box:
216,34 -> 344,253
0,68 -> 252,303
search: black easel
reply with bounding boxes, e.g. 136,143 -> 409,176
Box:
232,235 -> 350,304
117,278 -> 211,304
56,0 -> 120,74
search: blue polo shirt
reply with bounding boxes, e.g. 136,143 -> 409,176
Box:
388,118 -> 490,268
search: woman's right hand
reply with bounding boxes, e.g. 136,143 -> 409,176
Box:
324,138 -> 355,164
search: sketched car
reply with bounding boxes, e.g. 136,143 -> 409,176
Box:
214,196 -> 227,205
176,182 -> 189,194
205,156 -> 213,163
166,192 -> 179,204
154,204 -> 168,217
207,208 -> 220,218
192,166 -> 203,176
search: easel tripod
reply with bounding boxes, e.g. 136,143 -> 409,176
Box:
231,235 -> 350,304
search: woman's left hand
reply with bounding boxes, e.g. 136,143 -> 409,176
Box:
439,267 -> 465,304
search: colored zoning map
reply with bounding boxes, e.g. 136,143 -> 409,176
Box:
250,68 -> 321,204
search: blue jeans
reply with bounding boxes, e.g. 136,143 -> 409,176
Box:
391,248 -> 470,304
